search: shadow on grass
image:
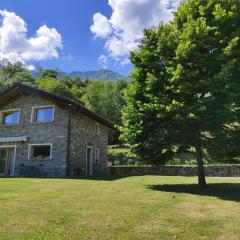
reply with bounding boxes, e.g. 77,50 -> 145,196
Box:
148,183 -> 240,202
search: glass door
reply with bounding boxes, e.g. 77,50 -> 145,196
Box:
86,147 -> 93,176
0,148 -> 15,176
7,149 -> 15,176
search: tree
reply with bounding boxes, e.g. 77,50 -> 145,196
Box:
37,77 -> 73,99
120,0 -> 240,187
82,80 -> 128,144
37,70 -> 85,102
37,67 -> 58,79
0,62 -> 36,92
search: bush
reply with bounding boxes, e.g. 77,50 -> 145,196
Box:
107,147 -> 141,166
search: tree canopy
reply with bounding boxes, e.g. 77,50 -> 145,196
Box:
82,80 -> 127,125
0,62 -> 36,92
82,80 -> 128,143
120,0 -> 240,187
37,70 -> 85,102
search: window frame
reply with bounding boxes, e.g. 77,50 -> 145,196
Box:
31,105 -> 55,123
95,148 -> 100,164
1,109 -> 20,126
28,143 -> 53,160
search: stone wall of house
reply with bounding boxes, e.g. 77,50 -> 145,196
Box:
0,94 -> 69,177
69,111 -> 109,176
109,165 -> 240,177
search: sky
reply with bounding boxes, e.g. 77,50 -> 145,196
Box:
0,0 -> 180,76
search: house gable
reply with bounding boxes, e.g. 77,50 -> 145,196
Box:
0,83 -> 114,129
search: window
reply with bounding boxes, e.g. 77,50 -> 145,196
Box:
2,110 -> 20,125
29,144 -> 52,159
32,106 -> 54,123
95,148 -> 100,164
95,123 -> 99,135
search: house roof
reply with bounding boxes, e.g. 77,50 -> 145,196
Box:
0,83 -> 114,129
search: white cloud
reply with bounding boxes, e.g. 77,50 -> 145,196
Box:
0,10 -> 62,68
90,13 -> 112,38
98,54 -> 108,69
91,0 -> 181,65
26,65 -> 35,71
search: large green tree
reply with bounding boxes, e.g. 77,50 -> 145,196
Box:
120,0 -> 240,187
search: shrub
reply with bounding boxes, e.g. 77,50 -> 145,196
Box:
108,147 -> 141,166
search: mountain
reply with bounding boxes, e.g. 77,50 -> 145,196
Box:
0,64 -> 128,81
59,69 -> 128,81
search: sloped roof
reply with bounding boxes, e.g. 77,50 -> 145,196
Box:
0,83 -> 114,129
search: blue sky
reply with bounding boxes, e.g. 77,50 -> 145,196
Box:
0,0 -> 179,76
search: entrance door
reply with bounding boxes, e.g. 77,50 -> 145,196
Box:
86,147 -> 93,176
0,148 -> 15,176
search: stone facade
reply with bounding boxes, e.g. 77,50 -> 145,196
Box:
69,111 -> 109,176
0,93 -> 109,177
109,165 -> 240,177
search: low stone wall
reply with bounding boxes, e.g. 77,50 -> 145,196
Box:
109,165 -> 240,177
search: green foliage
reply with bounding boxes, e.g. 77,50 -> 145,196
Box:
37,68 -> 59,79
120,0 -> 240,169
107,147 -> 130,155
107,147 -> 141,166
37,77 -> 72,98
82,80 -> 128,144
37,70 -> 85,102
0,62 -> 36,92
82,80 -> 128,124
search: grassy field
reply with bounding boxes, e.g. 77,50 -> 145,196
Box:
0,176 -> 239,240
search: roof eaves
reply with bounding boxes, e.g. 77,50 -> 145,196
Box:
0,83 -> 115,129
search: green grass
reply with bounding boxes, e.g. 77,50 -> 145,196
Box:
0,176 -> 239,240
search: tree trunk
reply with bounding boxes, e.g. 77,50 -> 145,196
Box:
195,139 -> 207,188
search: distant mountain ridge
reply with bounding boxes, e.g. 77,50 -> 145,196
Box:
0,64 -> 128,81
59,69 -> 128,81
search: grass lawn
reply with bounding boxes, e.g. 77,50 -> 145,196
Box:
0,176 -> 239,240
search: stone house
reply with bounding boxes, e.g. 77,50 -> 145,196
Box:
0,83 -> 114,177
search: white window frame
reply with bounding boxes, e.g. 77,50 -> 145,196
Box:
95,123 -> 100,135
0,109 -> 20,125
0,145 -> 17,176
95,148 -> 100,164
31,105 -> 55,123
28,143 -> 53,160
